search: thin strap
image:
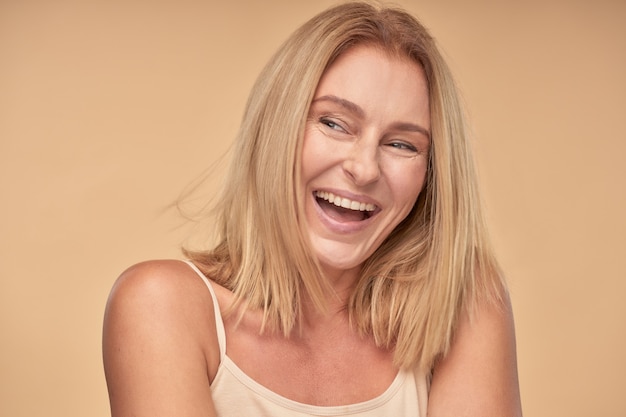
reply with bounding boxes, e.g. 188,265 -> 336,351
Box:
414,368 -> 430,417
183,260 -> 226,361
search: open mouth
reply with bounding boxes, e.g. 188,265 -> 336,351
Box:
314,190 -> 377,222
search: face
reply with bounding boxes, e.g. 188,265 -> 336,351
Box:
300,44 -> 430,280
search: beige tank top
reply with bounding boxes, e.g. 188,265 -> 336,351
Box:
186,261 -> 429,416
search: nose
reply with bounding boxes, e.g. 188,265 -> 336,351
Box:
342,138 -> 381,186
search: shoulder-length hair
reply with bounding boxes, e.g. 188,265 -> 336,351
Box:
187,0 -> 505,371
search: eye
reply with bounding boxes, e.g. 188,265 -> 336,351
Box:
387,141 -> 418,152
320,117 -> 346,133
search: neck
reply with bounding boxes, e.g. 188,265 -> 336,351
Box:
297,264 -> 361,332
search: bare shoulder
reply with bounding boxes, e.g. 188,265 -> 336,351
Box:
428,294 -> 523,417
106,259 -> 212,310
104,260 -> 218,341
103,259 -> 219,416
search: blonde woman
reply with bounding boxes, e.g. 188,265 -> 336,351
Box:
103,2 -> 522,416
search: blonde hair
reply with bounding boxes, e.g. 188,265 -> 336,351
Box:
187,1 -> 506,371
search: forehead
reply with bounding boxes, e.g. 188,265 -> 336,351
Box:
312,44 -> 430,128
316,44 -> 426,94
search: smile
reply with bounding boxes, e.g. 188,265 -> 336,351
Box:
314,190 -> 377,214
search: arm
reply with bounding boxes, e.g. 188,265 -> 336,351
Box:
102,260 -> 220,417
428,295 -> 522,417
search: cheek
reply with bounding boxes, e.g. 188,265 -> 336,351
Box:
300,129 -> 322,178
389,162 -> 428,209
300,128 -> 342,185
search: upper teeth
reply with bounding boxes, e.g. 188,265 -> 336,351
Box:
315,191 -> 376,212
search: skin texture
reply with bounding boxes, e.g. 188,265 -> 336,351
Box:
103,45 -> 522,416
103,261 -> 221,417
301,45 -> 430,285
429,297 -> 523,417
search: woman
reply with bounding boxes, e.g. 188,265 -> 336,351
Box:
103,2 -> 522,416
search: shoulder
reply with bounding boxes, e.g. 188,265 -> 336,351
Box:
104,259 -> 218,345
103,260 -> 221,415
108,259 -> 209,305
428,294 -> 523,417
103,259 -> 222,378
106,260 -> 211,326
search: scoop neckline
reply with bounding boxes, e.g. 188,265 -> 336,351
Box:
217,354 -> 408,415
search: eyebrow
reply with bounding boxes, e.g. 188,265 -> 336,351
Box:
312,95 -> 366,118
311,94 -> 431,139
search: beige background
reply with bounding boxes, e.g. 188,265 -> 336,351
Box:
1,0 -> 625,416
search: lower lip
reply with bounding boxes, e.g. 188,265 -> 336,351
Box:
312,195 -> 377,234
